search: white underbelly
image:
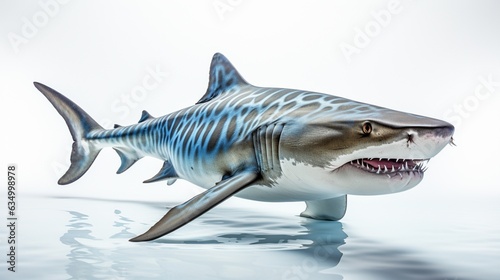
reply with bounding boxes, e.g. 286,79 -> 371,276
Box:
185,160 -> 343,202
233,178 -> 342,202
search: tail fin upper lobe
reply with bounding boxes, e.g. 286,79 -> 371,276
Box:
34,82 -> 103,185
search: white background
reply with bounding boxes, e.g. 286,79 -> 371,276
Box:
0,0 -> 500,196
1,0 -> 499,233
0,0 -> 500,279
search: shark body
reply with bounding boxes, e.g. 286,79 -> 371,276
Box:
35,53 -> 454,242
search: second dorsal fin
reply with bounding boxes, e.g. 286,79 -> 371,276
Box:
139,110 -> 154,123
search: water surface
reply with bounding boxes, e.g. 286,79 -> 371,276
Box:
0,194 -> 498,279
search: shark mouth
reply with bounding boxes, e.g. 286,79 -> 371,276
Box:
348,158 -> 429,178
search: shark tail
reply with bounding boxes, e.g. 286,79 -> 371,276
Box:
34,82 -> 104,185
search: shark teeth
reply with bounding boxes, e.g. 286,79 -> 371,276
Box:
349,158 -> 429,175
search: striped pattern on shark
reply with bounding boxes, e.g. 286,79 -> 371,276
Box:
35,53 -> 454,242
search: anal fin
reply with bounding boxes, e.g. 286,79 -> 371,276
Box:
143,161 -> 178,183
114,148 -> 143,174
130,169 -> 259,242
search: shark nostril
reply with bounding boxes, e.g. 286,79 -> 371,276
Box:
407,134 -> 415,147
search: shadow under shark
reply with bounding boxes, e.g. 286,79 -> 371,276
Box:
35,53 -> 454,242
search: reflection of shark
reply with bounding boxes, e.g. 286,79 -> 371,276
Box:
35,53 -> 454,242
59,203 -> 347,279
57,202 -> 463,279
177,219 -> 347,280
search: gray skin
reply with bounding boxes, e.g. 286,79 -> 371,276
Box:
34,53 -> 454,242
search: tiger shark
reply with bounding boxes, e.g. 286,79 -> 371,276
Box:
35,53 -> 454,242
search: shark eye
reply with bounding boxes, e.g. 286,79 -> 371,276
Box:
362,122 -> 372,135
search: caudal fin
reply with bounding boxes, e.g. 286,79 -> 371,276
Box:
34,82 -> 103,185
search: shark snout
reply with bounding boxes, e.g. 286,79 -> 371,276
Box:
407,123 -> 454,142
406,122 -> 454,159
424,122 -> 454,139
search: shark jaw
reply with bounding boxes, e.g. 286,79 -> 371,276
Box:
347,158 -> 428,178
333,160 -> 426,195
333,157 -> 428,195
324,134 -> 446,196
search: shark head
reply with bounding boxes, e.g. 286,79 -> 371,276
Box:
278,101 -> 454,196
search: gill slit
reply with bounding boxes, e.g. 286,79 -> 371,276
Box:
252,123 -> 284,176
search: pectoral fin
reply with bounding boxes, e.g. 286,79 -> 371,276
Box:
130,169 -> 259,242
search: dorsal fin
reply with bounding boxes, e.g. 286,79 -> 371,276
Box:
196,53 -> 249,104
114,124 -> 122,128
139,110 -> 154,123
143,161 -> 178,183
